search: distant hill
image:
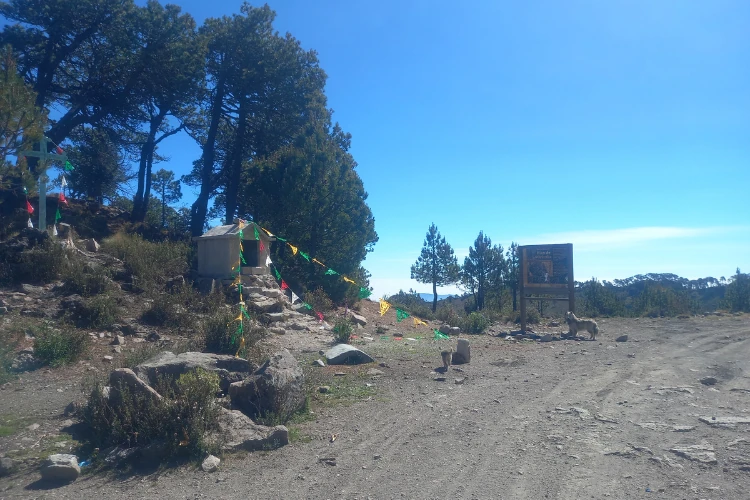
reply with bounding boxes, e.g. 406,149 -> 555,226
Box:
418,293 -> 458,302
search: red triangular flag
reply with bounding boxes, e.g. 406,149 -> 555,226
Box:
59,192 -> 68,205
280,279 -> 289,290
56,146 -> 63,154
259,241 -> 265,252
316,312 -> 324,321
26,200 -> 34,214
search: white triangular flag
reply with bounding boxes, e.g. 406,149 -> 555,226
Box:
60,176 -> 67,188
265,255 -> 272,267
291,291 -> 299,304
53,224 -> 58,236
27,218 -> 33,228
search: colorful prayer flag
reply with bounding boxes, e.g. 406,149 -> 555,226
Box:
433,329 -> 450,340
379,299 -> 391,316
26,200 -> 34,214
325,268 -> 339,276
27,218 -> 33,228
276,236 -> 286,242
52,224 -> 58,236
312,258 -> 325,267
265,255 -> 272,267
60,176 -> 67,188
262,228 -> 274,237
259,240 -> 265,252
281,279 -> 289,290
396,309 -> 410,322
299,251 -> 310,262
56,146 -> 63,154
343,276 -> 356,284
64,160 -> 74,171
273,268 -> 281,280
303,302 -> 313,310
288,243 -> 298,255
59,192 -> 68,205
413,317 -> 428,327
316,312 -> 324,321
291,291 -> 299,303
358,287 -> 371,299
55,208 -> 61,222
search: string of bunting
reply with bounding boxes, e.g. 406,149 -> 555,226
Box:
258,225 -> 448,340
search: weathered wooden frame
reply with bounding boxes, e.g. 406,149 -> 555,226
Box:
519,243 -> 574,332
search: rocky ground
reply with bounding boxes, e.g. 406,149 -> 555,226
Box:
1,292 -> 749,499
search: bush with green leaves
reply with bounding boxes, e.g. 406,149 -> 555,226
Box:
435,306 -> 462,327
332,317 -> 353,344
61,259 -> 111,297
83,368 -> 221,460
142,282 -> 226,330
2,240 -> 68,284
462,311 -> 490,334
201,308 -> 266,357
78,294 -> 120,329
33,325 -> 89,367
303,287 -> 334,313
101,233 -> 189,291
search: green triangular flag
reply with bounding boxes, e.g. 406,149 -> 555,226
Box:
239,252 -> 246,265
55,208 -> 61,222
276,236 -> 286,242
238,229 -> 244,239
299,251 -> 310,262
325,268 -> 339,276
64,161 -> 74,171
396,308 -> 410,322
273,268 -> 281,280
358,287 -> 371,299
254,226 -> 260,240
433,329 -> 449,340
303,302 -> 313,310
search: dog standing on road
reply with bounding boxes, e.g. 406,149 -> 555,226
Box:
565,311 -> 599,340
440,348 -> 453,371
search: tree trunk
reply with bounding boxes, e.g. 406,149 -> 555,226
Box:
432,280 -> 438,313
190,77 -> 227,236
223,98 -> 247,225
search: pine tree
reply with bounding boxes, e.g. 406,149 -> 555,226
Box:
411,223 -> 459,312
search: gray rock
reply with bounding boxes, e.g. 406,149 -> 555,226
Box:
0,457 -> 15,477
112,335 -> 125,346
540,334 -> 553,342
348,312 -> 368,326
439,324 -> 452,335
229,349 -> 305,419
318,386 -> 331,393
324,344 -> 375,365
453,338 -> 471,364
269,327 -> 286,335
212,408 -> 289,452
698,416 -> 750,426
450,326 -> 461,334
260,288 -> 282,300
615,335 -> 628,342
313,359 -> 325,367
103,355 -> 113,363
366,368 -> 384,376
109,368 -> 163,403
103,446 -> 139,465
84,238 -> 100,253
0,306 -> 8,315
11,348 -> 39,372
246,296 -> 283,314
700,377 -> 718,386
40,454 -> 80,482
21,284 -> 45,295
669,443 -> 717,464
64,401 -> 82,417
135,351 -> 255,392
201,454 -> 220,472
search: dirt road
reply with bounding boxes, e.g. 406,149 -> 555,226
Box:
2,314 -> 750,499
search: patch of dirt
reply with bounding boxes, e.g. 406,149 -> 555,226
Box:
2,301 -> 749,499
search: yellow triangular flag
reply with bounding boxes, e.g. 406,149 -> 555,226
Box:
288,243 -> 298,255
379,299 -> 391,316
343,276 -> 356,284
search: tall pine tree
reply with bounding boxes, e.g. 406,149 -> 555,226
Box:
411,223 -> 459,312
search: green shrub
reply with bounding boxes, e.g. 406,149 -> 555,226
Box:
83,368 -> 221,460
78,294 -> 120,329
142,282 -> 226,330
512,308 -> 541,325
332,317 -> 353,344
61,259 -> 110,297
101,233 -> 189,292
202,308 -> 265,358
436,306 -> 462,327
12,241 -> 69,284
462,311 -> 490,334
33,325 -> 89,367
303,287 -> 333,313
0,326 -> 23,384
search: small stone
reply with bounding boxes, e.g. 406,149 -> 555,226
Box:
40,454 -> 80,482
313,359 -> 325,367
433,376 -> 447,382
113,346 -> 122,354
454,378 -> 465,385
318,386 -> 331,393
201,455 -> 220,473
700,377 -> 718,386
60,419 -> 74,429
27,423 -> 40,431
615,335 -> 628,342
112,335 -> 125,346
146,331 -> 161,342
103,355 -> 113,363
373,454 -> 382,460
540,334 -> 553,343
669,443 -> 717,464
672,425 -> 695,432
366,368 -> 384,376
333,372 -> 345,377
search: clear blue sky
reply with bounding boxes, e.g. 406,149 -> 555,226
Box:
140,0 -> 750,299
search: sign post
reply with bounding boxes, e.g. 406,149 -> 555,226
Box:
19,136 -> 67,232
518,243 -> 574,332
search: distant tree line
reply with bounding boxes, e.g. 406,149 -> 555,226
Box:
408,224 -> 749,318
0,0 -> 377,302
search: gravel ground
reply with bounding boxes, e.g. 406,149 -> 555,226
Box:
1,312 -> 749,499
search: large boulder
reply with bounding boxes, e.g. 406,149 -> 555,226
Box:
228,349 -> 305,420
348,312 -> 368,326
212,408 -> 289,452
40,454 -> 80,482
135,352 -> 255,392
453,338 -> 471,364
109,368 -> 163,403
325,344 -> 375,365
245,294 -> 284,314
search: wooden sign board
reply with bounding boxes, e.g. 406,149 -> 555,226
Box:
519,244 -> 574,332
